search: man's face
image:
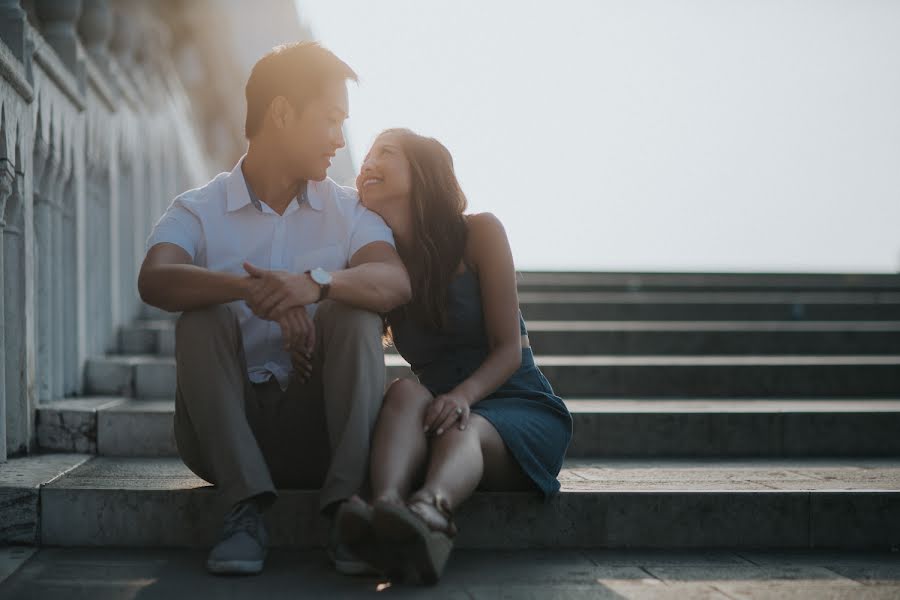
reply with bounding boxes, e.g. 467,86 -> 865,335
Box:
278,78 -> 349,182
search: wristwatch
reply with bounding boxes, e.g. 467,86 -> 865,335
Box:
306,267 -> 333,302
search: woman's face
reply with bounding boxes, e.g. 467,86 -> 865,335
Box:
357,132 -> 412,219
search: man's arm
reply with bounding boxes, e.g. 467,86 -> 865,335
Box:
247,241 -> 411,319
329,241 -> 411,313
138,243 -> 250,313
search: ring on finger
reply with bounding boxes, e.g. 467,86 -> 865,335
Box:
455,407 -> 463,415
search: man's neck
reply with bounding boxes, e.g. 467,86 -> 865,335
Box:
242,146 -> 306,216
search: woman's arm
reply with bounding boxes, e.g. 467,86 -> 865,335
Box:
424,212 -> 523,435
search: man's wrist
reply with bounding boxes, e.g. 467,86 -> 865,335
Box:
234,274 -> 254,301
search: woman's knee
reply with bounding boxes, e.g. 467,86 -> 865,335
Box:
382,378 -> 432,415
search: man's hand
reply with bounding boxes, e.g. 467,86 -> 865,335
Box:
243,262 -> 320,320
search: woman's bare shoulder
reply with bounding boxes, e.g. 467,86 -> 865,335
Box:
463,213 -> 510,272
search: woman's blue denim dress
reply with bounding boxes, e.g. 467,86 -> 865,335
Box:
388,266 -> 573,498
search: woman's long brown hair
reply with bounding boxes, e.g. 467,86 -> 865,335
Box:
382,128 -> 469,333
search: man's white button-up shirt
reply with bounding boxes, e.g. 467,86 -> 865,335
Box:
146,156 -> 395,389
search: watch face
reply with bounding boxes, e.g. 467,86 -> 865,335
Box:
311,268 -> 332,285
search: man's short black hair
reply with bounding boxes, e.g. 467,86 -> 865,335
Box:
244,41 -> 357,139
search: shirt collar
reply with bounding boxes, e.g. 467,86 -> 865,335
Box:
225,155 -> 323,213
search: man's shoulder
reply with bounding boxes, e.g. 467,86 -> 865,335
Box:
309,177 -> 365,215
171,171 -> 230,214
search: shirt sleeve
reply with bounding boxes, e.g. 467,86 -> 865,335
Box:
349,208 -> 396,258
145,200 -> 203,261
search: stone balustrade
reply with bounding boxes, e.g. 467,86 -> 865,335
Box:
0,0 -> 210,462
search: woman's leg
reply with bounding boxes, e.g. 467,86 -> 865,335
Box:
369,378 -> 433,504
414,413 -> 532,518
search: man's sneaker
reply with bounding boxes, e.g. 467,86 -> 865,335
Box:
206,500 -> 269,575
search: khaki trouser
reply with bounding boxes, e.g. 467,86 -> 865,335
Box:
172,301 -> 385,514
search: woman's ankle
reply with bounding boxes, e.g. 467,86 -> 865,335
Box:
373,490 -> 405,506
407,488 -> 457,535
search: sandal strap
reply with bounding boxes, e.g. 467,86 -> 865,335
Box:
408,490 -> 459,537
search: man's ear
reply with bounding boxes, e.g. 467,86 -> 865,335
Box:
269,96 -> 292,130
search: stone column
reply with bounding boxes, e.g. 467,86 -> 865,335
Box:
32,141 -> 54,403
61,176 -> 77,394
117,157 -> 135,321
51,171 -> 65,399
3,170 -> 25,458
0,159 -> 12,463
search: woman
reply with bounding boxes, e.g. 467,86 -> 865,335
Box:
337,128 -> 573,584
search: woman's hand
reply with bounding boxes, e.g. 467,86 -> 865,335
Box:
423,392 -> 471,435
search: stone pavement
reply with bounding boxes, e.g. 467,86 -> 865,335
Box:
1,547 -> 899,599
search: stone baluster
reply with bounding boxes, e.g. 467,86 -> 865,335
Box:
109,0 -> 138,73
32,138 -> 55,403
77,0 -> 110,69
0,0 -> 28,63
61,176 -> 77,392
117,159 -> 135,321
50,167 -> 66,398
34,0 -> 83,80
0,158 -> 13,462
3,168 -> 25,457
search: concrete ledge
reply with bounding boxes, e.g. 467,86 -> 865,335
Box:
387,355 -> 900,398
84,356 -> 174,397
37,398 -> 900,459
514,272 -> 900,292
0,454 -> 91,544
39,457 -> 900,549
36,398 -> 126,453
519,292 -> 900,321
86,353 -> 900,399
124,320 -> 900,357
97,400 -> 177,457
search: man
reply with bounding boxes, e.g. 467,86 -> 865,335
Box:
138,42 -> 411,576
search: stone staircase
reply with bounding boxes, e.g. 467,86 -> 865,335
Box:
7,272 -> 900,550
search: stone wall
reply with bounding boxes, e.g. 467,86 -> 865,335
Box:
0,0 -> 210,462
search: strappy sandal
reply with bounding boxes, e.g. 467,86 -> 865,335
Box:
334,496 -> 385,575
372,490 -> 457,584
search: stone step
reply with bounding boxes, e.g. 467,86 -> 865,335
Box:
85,354 -> 900,399
139,290 -> 900,324
515,272 -> 900,293
121,320 -> 900,356
521,321 -> 900,355
38,456 -> 900,549
36,398 -> 900,459
518,291 -> 900,321
118,320 -> 175,356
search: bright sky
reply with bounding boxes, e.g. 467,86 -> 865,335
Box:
296,0 -> 900,273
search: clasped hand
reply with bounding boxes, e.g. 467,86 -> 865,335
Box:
423,392 -> 471,436
243,262 -> 319,382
